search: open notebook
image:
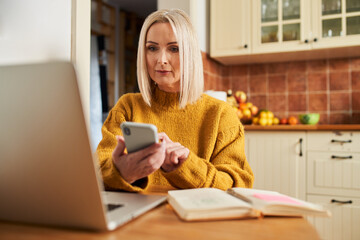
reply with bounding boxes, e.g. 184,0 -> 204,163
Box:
168,188 -> 330,221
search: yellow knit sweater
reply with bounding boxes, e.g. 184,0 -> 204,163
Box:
96,87 -> 254,192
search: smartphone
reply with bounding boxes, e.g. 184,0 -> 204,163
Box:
120,122 -> 159,153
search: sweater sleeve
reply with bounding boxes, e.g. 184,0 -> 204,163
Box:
161,124 -> 254,191
96,108 -> 150,192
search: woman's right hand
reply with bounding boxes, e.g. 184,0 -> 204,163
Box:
112,135 -> 166,184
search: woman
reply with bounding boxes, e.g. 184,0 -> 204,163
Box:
96,9 -> 253,192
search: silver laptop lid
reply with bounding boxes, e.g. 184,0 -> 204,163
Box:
0,62 -> 108,231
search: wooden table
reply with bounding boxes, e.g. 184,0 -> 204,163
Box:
0,203 -> 320,240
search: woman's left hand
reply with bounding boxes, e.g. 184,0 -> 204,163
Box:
158,132 -> 189,172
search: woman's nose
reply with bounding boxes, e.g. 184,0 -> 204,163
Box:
158,50 -> 168,64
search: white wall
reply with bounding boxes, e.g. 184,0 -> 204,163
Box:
0,0 -> 91,124
71,0 -> 91,124
0,0 -> 71,64
157,0 -> 209,52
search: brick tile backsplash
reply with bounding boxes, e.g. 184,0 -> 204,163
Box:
249,75 -> 267,94
250,64 -> 267,76
268,75 -> 286,93
307,60 -> 327,72
330,72 -> 350,90
229,65 -> 248,77
288,61 -> 306,72
231,76 -> 248,93
202,52 -> 360,124
353,92 -> 360,111
308,72 -> 327,91
330,93 -> 350,111
268,94 -> 287,113
248,95 -> 267,110
329,59 -> 350,71
288,72 -> 307,92
352,71 -> 360,90
309,93 -> 328,111
288,93 -> 307,112
330,113 -> 351,124
351,58 -> 360,70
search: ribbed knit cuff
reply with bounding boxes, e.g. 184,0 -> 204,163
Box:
161,151 -> 208,189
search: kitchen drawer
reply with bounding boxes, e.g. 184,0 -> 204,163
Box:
307,131 -> 360,152
307,194 -> 360,240
307,152 -> 360,197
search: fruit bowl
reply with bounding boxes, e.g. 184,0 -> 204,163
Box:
299,113 -> 320,125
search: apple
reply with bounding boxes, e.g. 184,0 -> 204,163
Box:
239,103 -> 248,111
280,118 -> 288,125
242,108 -> 252,118
235,91 -> 247,103
236,109 -> 243,119
250,105 -> 259,116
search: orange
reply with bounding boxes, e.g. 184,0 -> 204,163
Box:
288,116 -> 298,125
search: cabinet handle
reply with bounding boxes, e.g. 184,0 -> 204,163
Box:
331,155 -> 353,160
331,139 -> 352,144
313,38 -> 318,42
304,39 -> 309,43
299,138 -> 303,157
331,199 -> 352,204
244,44 -> 248,49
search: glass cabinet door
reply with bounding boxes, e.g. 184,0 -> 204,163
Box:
260,0 -> 301,44
320,0 -> 360,38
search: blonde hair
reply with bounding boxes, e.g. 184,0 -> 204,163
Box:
137,9 -> 204,109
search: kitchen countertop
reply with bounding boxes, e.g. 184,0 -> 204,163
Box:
244,124 -> 360,131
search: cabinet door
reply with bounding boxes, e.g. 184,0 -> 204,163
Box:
245,131 -> 306,200
307,131 -> 360,153
252,0 -> 312,53
307,152 -> 360,197
311,0 -> 360,49
210,0 -> 251,57
307,194 -> 360,240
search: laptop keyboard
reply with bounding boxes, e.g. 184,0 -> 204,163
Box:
106,204 -> 124,212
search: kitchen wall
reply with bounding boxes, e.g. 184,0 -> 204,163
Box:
202,52 -> 360,124
0,0 -> 91,124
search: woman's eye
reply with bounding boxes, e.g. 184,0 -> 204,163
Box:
147,46 -> 157,51
169,46 -> 179,53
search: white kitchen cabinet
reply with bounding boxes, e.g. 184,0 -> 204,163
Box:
210,0 -> 360,64
245,131 -> 306,200
251,0 -> 312,54
307,194 -> 360,240
210,0 -> 251,57
306,131 -> 360,240
311,0 -> 360,50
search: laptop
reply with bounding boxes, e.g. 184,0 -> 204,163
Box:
0,62 -> 166,231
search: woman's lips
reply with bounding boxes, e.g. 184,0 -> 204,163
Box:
156,70 -> 171,74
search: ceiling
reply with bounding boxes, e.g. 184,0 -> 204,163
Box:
109,0 -> 157,18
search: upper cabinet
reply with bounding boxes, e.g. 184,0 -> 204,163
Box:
210,0 -> 360,64
311,0 -> 360,49
252,0 -> 311,53
210,0 -> 251,57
